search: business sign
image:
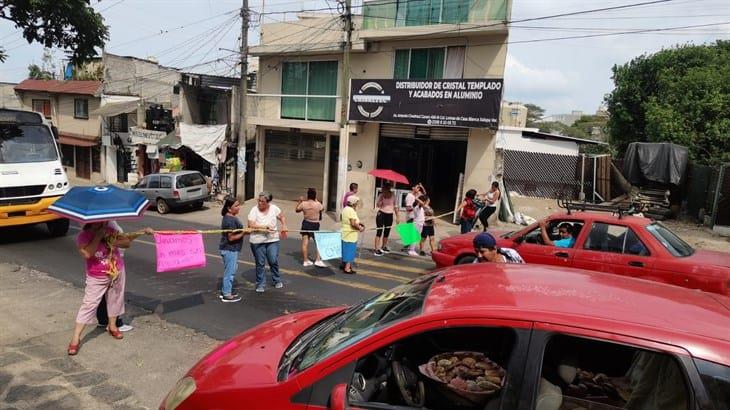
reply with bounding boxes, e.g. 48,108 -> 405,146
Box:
129,126 -> 167,145
348,79 -> 503,129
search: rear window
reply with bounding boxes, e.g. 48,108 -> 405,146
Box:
694,359 -> 730,410
176,172 -> 206,188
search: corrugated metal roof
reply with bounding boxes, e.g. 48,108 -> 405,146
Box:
14,79 -> 102,96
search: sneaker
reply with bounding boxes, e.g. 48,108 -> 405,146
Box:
314,260 -> 327,268
274,282 -> 284,289
381,246 -> 391,253
408,250 -> 419,257
374,249 -> 384,256
303,260 -> 314,267
219,292 -> 240,299
118,324 -> 134,332
255,286 -> 265,293
221,294 -> 242,303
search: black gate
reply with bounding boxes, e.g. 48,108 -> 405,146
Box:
713,164 -> 730,227
502,150 -> 581,199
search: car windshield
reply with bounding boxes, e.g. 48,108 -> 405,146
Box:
646,222 -> 694,257
283,273 -> 439,377
0,124 -> 58,163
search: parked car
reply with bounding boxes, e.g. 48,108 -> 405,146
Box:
432,211 -> 730,296
132,171 -> 209,214
160,264 -> 730,410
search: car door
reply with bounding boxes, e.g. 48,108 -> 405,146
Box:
519,324 -> 705,410
159,175 -> 173,199
512,219 -> 582,268
146,175 -> 160,201
573,222 -> 655,278
296,318 -> 532,410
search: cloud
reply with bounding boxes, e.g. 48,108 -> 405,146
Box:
504,54 -> 570,95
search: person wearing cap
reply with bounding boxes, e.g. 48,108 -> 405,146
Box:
472,232 -> 525,264
341,195 -> 365,274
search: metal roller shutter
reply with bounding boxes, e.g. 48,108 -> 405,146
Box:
378,123 -> 468,140
264,130 -> 326,201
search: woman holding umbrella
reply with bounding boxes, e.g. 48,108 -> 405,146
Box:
68,221 -> 152,355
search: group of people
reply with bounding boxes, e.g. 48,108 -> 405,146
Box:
457,181 -> 502,234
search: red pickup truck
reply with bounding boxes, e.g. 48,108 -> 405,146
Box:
432,211 -> 730,296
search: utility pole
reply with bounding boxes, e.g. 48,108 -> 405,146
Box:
336,0 -> 353,213
235,0 -> 249,198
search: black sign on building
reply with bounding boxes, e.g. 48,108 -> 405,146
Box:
348,79 -> 503,129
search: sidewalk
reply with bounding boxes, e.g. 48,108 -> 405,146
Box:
0,262 -> 218,409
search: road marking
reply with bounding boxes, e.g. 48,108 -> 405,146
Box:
355,257 -> 431,274
133,238 -> 388,293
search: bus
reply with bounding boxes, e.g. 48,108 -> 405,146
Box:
0,108 -> 70,236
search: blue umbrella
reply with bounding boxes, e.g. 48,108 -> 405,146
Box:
48,185 -> 149,223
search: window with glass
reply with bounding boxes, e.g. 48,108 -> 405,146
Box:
91,145 -> 101,173
32,99 -> 52,118
645,223 -> 694,257
281,61 -> 338,121
537,334 -> 690,410
584,223 -> 649,256
60,144 -> 74,167
148,175 -> 160,189
0,124 -> 59,164
362,0 -> 509,29
160,176 -> 172,189
394,47 -> 465,79
74,99 -> 89,119
109,114 -> 129,133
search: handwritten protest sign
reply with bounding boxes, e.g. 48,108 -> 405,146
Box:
154,233 -> 206,273
396,222 -> 420,245
314,232 -> 342,260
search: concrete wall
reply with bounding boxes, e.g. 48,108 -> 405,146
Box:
0,83 -> 22,109
18,91 -> 100,137
500,102 -> 527,128
345,122 -> 379,211
103,53 -> 180,109
464,128 -> 498,195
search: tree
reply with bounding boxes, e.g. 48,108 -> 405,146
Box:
524,103 -> 545,127
27,64 -> 53,79
0,0 -> 108,63
27,48 -> 56,79
605,41 -> 730,166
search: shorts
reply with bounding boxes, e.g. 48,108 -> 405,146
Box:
301,220 -> 320,238
421,225 -> 435,238
342,241 -> 357,263
376,211 -> 394,238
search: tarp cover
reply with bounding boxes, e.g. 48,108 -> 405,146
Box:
179,123 -> 227,165
623,142 -> 688,186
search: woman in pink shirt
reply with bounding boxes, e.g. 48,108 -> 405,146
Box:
67,221 -> 150,355
374,182 -> 399,256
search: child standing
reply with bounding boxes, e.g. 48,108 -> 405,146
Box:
418,195 -> 436,256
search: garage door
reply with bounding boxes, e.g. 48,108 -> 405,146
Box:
264,130 -> 326,201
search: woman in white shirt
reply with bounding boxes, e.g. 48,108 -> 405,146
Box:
247,191 -> 288,293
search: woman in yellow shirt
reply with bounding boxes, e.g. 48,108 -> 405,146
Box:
341,195 -> 364,274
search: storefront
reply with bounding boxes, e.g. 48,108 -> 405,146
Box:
263,129 -> 327,201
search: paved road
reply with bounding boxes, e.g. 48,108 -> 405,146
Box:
0,212 -> 435,340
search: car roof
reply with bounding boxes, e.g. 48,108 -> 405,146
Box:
424,264 -> 730,349
147,170 -> 202,177
549,210 -> 653,226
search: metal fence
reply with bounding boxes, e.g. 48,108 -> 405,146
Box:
502,150 -> 582,199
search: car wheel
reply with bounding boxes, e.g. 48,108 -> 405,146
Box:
455,254 -> 477,265
157,198 -> 170,214
193,200 -> 204,210
47,218 -> 70,237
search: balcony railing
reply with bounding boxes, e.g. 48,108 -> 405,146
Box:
362,0 -> 508,30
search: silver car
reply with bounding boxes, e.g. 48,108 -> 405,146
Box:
132,171 -> 209,214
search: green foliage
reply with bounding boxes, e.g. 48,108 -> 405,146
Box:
524,103 -> 545,127
0,0 -> 108,63
27,64 -> 53,79
606,41 -> 730,166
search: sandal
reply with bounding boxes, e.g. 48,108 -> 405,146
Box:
343,269 -> 357,274
107,328 -> 124,339
67,342 -> 80,356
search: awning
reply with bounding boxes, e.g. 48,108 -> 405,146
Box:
58,134 -> 98,147
92,96 -> 140,117
179,123 -> 227,164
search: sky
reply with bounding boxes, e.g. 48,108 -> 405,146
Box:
0,0 -> 728,115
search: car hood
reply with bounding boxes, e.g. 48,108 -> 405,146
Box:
685,249 -> 730,268
188,307 -> 343,390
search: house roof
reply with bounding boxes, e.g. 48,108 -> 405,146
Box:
14,79 -> 102,96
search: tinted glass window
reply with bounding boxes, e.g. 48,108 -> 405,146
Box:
585,223 -> 649,255
0,125 -> 58,163
694,359 -> 730,410
537,334 -> 689,410
148,175 -> 160,189
160,176 -> 172,189
176,172 -> 206,188
646,223 -> 694,257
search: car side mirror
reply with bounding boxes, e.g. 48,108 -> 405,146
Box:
51,125 -> 59,139
329,383 -> 348,410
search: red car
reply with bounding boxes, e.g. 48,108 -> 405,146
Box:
160,264 -> 730,410
432,211 -> 730,296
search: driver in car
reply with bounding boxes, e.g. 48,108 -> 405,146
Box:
539,221 -> 575,248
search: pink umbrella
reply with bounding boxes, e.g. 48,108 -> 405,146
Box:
368,169 -> 410,185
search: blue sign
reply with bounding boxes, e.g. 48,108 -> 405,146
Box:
313,232 -> 342,261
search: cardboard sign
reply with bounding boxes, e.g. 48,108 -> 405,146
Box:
154,233 -> 206,273
396,222 -> 421,245
314,232 -> 342,261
